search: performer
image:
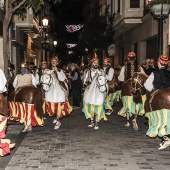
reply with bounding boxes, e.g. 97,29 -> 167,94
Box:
12,63 -> 42,132
144,55 -> 170,150
0,69 -> 15,156
82,58 -> 107,130
51,56 -> 67,82
0,69 -> 7,95
13,63 -> 37,90
144,55 -> 170,91
103,57 -> 114,115
28,62 -> 39,85
45,56 -> 72,129
83,57 -> 100,86
118,52 -> 145,82
118,52 -> 146,129
37,61 -> 48,83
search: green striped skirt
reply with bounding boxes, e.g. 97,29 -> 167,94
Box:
104,90 -> 121,110
118,94 -> 147,117
82,102 -> 107,122
145,109 -> 170,138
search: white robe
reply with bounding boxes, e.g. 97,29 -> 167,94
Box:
0,69 -> 7,93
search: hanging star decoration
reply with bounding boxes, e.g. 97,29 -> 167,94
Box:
66,43 -> 77,48
65,24 -> 84,33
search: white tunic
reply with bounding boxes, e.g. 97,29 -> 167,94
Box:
84,69 -> 100,85
0,69 -> 7,93
118,66 -> 145,82
56,69 -> 67,82
144,72 -> 154,92
103,67 -> 114,81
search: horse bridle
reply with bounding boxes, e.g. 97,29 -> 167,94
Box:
41,74 -> 53,90
131,74 -> 143,93
96,75 -> 107,93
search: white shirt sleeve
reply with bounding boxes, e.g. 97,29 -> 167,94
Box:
83,71 -> 89,85
35,73 -> 40,85
31,74 -> 37,87
12,76 -> 18,89
140,66 -> 145,73
144,72 -> 154,92
118,66 -> 125,82
57,69 -> 67,82
0,69 -> 7,93
106,68 -> 114,81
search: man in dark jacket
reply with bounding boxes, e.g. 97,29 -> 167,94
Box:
69,63 -> 82,109
144,55 -> 170,150
144,55 -> 170,91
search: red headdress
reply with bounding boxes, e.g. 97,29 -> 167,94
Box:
127,52 -> 136,58
158,55 -> 169,65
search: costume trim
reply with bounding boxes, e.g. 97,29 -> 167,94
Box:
8,102 -> 44,126
145,109 -> 170,138
82,102 -> 107,122
0,115 -> 15,157
118,94 -> 147,117
45,100 -> 72,118
104,90 -> 121,110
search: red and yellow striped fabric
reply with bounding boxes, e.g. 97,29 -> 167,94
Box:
46,100 -> 72,119
8,102 -> 44,127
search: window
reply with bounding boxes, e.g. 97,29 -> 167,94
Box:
117,0 -> 120,13
130,0 -> 140,8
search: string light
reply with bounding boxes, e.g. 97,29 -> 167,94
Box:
66,43 -> 77,48
65,24 -> 84,33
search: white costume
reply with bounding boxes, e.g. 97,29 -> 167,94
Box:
118,66 -> 145,82
144,72 -> 154,92
84,69 -> 101,85
103,67 -> 114,81
55,69 -> 67,82
0,69 -> 7,93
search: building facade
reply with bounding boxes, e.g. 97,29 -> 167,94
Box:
104,0 -> 170,67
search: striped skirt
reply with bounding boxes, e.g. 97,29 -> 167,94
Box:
145,109 -> 170,138
82,102 -> 107,122
118,94 -> 147,117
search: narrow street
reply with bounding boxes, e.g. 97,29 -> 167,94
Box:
0,103 -> 170,170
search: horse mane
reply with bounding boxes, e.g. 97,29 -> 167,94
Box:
132,72 -> 148,104
33,88 -> 44,119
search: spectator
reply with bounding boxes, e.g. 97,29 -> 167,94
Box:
69,63 -> 82,109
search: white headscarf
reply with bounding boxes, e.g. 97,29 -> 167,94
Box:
0,69 -> 7,93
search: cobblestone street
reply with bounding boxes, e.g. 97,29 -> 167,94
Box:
1,103 -> 170,170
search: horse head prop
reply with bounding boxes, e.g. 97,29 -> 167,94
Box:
130,72 -> 148,103
131,72 -> 147,94
96,71 -> 107,93
83,71 -> 108,105
41,70 -> 54,92
41,70 -> 67,103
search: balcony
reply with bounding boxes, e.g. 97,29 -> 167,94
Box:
113,0 -> 144,38
14,8 -> 39,34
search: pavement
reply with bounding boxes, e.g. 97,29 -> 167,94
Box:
0,102 -> 170,170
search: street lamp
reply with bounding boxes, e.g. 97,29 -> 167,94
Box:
42,15 -> 49,61
53,40 -> 57,55
147,0 -> 170,56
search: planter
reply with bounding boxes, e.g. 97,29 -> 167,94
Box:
150,3 -> 170,16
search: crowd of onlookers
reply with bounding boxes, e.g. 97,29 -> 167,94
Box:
5,57 -> 160,104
